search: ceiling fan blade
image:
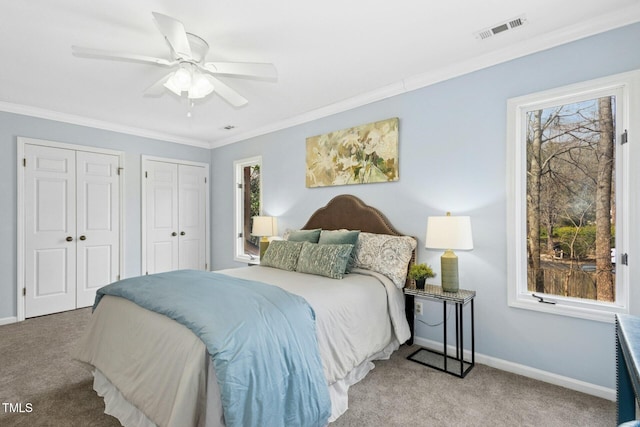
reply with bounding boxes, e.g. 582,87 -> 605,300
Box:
72,46 -> 176,67
204,75 -> 248,107
202,62 -> 278,80
152,12 -> 192,59
143,73 -> 172,97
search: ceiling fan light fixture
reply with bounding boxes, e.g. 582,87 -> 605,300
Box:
188,72 -> 215,99
173,66 -> 192,90
164,65 -> 192,95
73,12 -> 277,107
163,76 -> 182,96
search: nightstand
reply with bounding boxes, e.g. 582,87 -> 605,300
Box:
404,284 -> 475,378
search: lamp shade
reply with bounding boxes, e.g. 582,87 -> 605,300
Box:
425,214 -> 473,250
252,216 -> 277,237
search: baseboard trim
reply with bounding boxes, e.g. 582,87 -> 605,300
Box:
413,336 -> 615,401
0,316 -> 17,326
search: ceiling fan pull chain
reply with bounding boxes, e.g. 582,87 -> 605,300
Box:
187,100 -> 194,118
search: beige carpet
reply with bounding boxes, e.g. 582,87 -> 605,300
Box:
0,308 -> 615,426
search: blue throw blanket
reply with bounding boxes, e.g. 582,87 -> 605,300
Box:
94,270 -> 331,427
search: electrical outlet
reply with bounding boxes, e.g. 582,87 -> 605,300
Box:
415,301 -> 423,316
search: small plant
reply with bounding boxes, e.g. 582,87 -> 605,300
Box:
408,263 -> 436,281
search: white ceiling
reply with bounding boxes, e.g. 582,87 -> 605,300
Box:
2,1 -> 640,149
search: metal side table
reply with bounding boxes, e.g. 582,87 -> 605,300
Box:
404,284 -> 475,378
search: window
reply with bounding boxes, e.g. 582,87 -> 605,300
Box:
234,156 -> 262,262
506,72 -> 638,322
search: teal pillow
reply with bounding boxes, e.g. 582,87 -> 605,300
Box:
296,242 -> 354,279
318,230 -> 360,273
286,228 -> 321,243
318,230 -> 360,245
260,240 -> 304,271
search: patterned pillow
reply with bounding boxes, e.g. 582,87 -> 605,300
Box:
353,232 -> 417,287
296,242 -> 354,279
318,230 -> 360,273
284,228 -> 322,243
260,240 -> 304,271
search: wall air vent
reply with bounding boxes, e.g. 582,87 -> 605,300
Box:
475,15 -> 527,40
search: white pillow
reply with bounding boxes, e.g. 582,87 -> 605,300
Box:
352,232 -> 416,288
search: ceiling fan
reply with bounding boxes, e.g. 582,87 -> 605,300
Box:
72,12 -> 277,107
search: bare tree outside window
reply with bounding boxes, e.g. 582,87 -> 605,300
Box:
525,96 -> 615,302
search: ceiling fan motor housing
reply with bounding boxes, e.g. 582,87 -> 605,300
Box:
185,33 -> 209,62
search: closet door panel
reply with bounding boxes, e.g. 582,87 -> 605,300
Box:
76,151 -> 120,307
24,144 -> 77,317
145,161 -> 179,274
178,164 -> 207,270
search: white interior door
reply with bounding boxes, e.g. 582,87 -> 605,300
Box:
178,164 -> 206,270
143,158 -> 208,274
24,144 -> 77,317
22,141 -> 122,318
145,161 -> 179,274
76,151 -> 121,307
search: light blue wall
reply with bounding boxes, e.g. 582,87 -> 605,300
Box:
0,112 -> 211,319
211,22 -> 640,389
1,22 -> 637,390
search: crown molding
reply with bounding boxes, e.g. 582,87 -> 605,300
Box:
404,3 -> 640,92
0,101 -> 210,149
210,4 -> 640,149
209,81 -> 406,148
2,4 -> 638,151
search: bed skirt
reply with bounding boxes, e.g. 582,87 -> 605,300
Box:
92,340 -> 399,426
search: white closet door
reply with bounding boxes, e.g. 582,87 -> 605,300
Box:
76,151 -> 121,307
178,164 -> 206,270
145,161 -> 179,274
24,144 -> 77,317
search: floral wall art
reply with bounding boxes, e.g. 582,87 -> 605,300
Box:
305,117 -> 399,188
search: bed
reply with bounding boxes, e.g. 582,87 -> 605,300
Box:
75,194 -> 416,427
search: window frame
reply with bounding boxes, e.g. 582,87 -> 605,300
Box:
506,71 -> 638,323
233,156 -> 262,263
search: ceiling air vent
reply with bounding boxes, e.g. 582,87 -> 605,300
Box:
475,15 -> 527,40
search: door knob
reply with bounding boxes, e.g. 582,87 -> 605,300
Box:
171,232 -> 177,237
180,231 -> 186,236
66,236 -> 73,242
79,235 -> 87,241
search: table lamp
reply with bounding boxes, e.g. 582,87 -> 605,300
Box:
252,216 -> 278,258
425,212 -> 473,293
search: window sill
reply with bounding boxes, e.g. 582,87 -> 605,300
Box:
508,295 -> 627,323
234,255 -> 260,265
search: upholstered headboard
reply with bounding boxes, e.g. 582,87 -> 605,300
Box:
302,194 -> 403,235
301,194 -> 416,286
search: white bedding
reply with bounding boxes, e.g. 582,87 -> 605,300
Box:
75,266 -> 410,426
